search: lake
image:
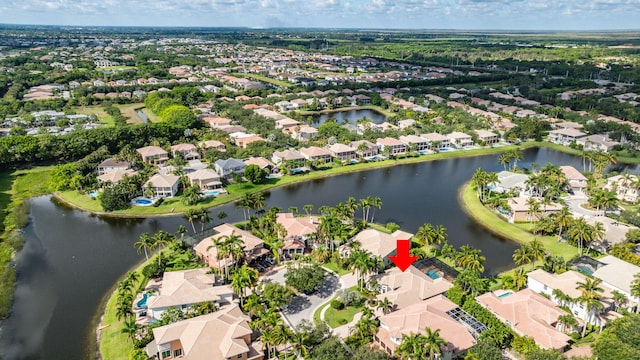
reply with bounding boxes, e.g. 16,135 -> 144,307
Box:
310,108 -> 386,127
1,147 -> 638,360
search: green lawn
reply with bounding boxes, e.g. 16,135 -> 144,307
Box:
323,304 -> 363,328
232,73 -> 293,88
117,103 -> 160,124
74,105 -> 115,127
322,261 -> 351,276
460,182 -> 578,264
99,259 -> 149,360
313,301 -> 363,329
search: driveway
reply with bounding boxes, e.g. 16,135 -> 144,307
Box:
262,267 -> 340,328
564,194 -> 631,250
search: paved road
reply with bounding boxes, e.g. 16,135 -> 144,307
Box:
563,194 -> 630,249
262,267 -> 340,328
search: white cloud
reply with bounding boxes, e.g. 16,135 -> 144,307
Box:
2,0 -> 640,29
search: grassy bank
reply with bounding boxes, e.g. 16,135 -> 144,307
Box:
232,73 -> 293,88
98,259 -> 148,360
459,181 -> 578,263
0,167 -> 53,319
56,143 -> 528,217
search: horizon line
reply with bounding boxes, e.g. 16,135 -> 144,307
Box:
1,22 -> 640,33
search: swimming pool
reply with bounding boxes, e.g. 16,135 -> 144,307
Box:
132,197 -> 154,206
439,147 -> 455,152
136,293 -> 149,308
426,269 -> 440,279
498,291 -> 514,298
204,190 -> 220,196
89,191 -> 99,198
576,265 -> 594,276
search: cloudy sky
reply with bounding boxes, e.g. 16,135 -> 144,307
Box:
1,0 -> 639,30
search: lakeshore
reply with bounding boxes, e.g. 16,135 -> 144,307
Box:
458,181 -> 579,267
53,142 -> 550,218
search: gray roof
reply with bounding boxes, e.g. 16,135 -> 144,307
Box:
215,158 -> 246,170
495,171 -> 529,190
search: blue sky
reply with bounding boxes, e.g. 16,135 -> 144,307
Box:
1,0 -> 639,30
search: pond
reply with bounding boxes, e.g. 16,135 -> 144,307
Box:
309,108 -> 386,127
1,147 -> 638,360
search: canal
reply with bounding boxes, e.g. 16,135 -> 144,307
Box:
1,147 -> 637,359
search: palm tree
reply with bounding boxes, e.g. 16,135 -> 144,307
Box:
182,184 -> 201,205
176,225 -> 187,240
376,297 -> 395,315
567,218 -> 594,256
471,168 -> 489,201
423,328 -> 446,360
121,317 -> 140,342
303,204 -> 314,217
557,314 -> 578,333
350,249 -> 376,290
152,230 -> 173,266
509,149 -> 523,170
512,245 -> 533,269
415,223 -> 436,255
360,197 -> 372,222
288,206 -> 298,214
612,290 -> 628,312
369,196 -> 383,222
528,239 -> 546,269
231,265 -> 259,306
455,245 -> 486,274
553,207 -> 572,241
199,210 -> 213,232
526,197 -> 540,228
552,289 -> 573,308
576,277 -> 604,336
397,332 -> 425,360
183,208 -> 200,233
498,153 -> 511,171
134,232 -> 155,261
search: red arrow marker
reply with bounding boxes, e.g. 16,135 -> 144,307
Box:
388,239 -> 417,272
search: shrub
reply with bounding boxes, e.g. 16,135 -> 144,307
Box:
335,288 -> 363,307
331,299 -> 344,310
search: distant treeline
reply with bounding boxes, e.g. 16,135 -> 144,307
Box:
0,118 -> 203,167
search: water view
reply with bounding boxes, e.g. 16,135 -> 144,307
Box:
310,108 -> 386,127
1,147 -> 638,360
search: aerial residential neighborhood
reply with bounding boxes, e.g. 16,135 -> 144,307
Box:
1,21 -> 640,360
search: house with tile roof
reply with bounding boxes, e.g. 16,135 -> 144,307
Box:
146,268 -> 233,320
476,289 -> 571,350
194,224 -> 267,269
371,266 -> 453,310
144,173 -> 180,198
374,295 -> 478,358
352,229 -> 414,266
97,158 -> 131,175
137,146 -> 169,165
147,304 -> 263,360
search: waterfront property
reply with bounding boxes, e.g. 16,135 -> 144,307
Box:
144,173 -> 180,198
369,265 -> 453,310
447,132 -> 474,148
351,228 -> 414,265
276,212 -> 318,252
604,174 -> 640,203
476,289 -> 572,350
299,146 -> 332,164
194,223 -> 267,269
97,158 -> 131,175
559,165 -> 588,194
349,140 -> 378,158
506,197 -> 563,222
97,169 -> 137,184
376,137 -> 406,156
145,268 -> 233,321
147,304 -> 263,360
187,168 -> 223,190
214,158 -> 247,178
548,128 -> 587,146
374,295 -> 479,359
491,171 -> 529,194
327,143 -> 357,162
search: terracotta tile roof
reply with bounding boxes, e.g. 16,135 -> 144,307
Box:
476,289 -> 571,350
